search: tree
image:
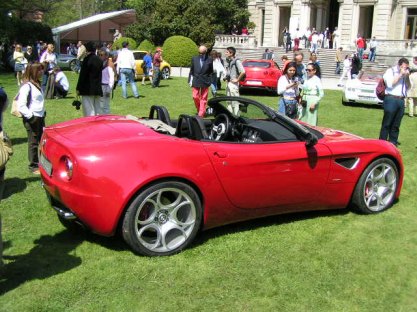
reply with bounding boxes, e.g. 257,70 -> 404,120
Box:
125,0 -> 249,46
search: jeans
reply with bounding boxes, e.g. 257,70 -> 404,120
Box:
120,68 -> 139,98
357,48 -> 364,60
152,66 -> 161,87
335,62 -> 341,75
369,48 -> 376,62
379,95 -> 405,145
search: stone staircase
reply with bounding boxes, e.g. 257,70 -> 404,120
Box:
214,46 -> 392,78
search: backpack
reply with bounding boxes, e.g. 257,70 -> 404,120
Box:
375,78 -> 386,101
231,59 -> 246,82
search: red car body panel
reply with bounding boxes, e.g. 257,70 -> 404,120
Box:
40,114 -> 403,236
239,59 -> 282,91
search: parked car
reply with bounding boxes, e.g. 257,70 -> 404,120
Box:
239,59 -> 282,92
342,71 -> 384,105
56,54 -> 78,72
39,96 -> 403,256
132,50 -> 171,80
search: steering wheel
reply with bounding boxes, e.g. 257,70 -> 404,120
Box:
210,113 -> 231,141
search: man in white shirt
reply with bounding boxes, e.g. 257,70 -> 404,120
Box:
53,67 -> 69,98
369,37 -> 377,62
116,41 -> 139,99
379,58 -> 411,146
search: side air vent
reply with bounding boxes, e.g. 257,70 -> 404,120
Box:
335,157 -> 359,169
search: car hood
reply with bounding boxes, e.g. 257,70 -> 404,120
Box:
45,115 -> 159,144
314,125 -> 364,143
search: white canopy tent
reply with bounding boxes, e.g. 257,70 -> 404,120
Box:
52,9 -> 136,53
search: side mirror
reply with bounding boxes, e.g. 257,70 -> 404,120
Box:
305,132 -> 318,147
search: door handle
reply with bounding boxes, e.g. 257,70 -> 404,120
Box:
213,151 -> 227,158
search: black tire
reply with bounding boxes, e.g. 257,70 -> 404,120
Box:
161,67 -> 170,79
342,96 -> 350,106
122,181 -> 202,256
351,158 -> 399,214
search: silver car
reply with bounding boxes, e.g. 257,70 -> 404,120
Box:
56,54 -> 78,72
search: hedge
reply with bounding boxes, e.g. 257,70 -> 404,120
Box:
162,36 -> 198,67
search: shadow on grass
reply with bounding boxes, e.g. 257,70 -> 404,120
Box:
1,177 -> 39,200
10,137 -> 27,146
193,208 -> 350,248
239,88 -> 277,97
342,102 -> 382,110
0,230 -> 82,295
48,209 -> 352,256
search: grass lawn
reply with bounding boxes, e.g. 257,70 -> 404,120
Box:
1,72 -> 417,311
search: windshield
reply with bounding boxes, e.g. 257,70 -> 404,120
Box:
243,61 -> 271,68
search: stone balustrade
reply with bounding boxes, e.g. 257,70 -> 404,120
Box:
368,39 -> 417,56
214,35 -> 257,48
214,34 -> 417,57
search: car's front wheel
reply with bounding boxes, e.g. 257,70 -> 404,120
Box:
122,181 -> 202,256
351,158 -> 399,214
161,67 -> 170,79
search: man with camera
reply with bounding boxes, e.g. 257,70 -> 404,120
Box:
379,58 -> 411,146
224,46 -> 245,115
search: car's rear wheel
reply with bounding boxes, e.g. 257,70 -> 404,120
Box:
69,60 -> 77,72
161,67 -> 170,79
351,158 -> 399,214
122,181 -> 202,256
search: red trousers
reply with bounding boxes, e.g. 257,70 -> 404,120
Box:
192,87 -> 209,117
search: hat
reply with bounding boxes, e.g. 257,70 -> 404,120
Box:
156,47 -> 163,52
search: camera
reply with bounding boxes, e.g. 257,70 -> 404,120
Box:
294,76 -> 304,84
72,100 -> 81,110
223,74 -> 231,82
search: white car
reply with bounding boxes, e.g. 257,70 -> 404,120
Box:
342,72 -> 383,105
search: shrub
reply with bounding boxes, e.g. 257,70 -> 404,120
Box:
162,36 -> 198,67
137,39 -> 155,52
112,37 -> 137,50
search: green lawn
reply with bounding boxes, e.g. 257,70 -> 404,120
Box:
1,72 -> 417,311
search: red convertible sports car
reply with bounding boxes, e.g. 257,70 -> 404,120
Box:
40,97 -> 403,256
239,59 -> 282,92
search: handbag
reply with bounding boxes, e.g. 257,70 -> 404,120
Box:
11,96 -> 22,117
283,98 -> 298,119
11,84 -> 32,118
0,132 -> 13,169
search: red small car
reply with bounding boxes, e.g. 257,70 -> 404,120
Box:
239,59 -> 282,92
40,97 -> 403,257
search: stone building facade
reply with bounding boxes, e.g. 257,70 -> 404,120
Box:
247,0 -> 417,51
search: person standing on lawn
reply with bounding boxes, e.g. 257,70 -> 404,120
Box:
299,62 -> 324,126
152,47 -> 163,88
189,45 -> 213,117
17,62 -> 46,175
224,46 -> 245,115
76,41 -> 103,116
406,56 -> 417,117
141,51 -> 153,86
116,41 -> 139,99
0,85 -> 8,266
379,58 -> 411,146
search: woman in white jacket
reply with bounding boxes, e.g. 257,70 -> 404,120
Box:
17,62 -> 46,175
